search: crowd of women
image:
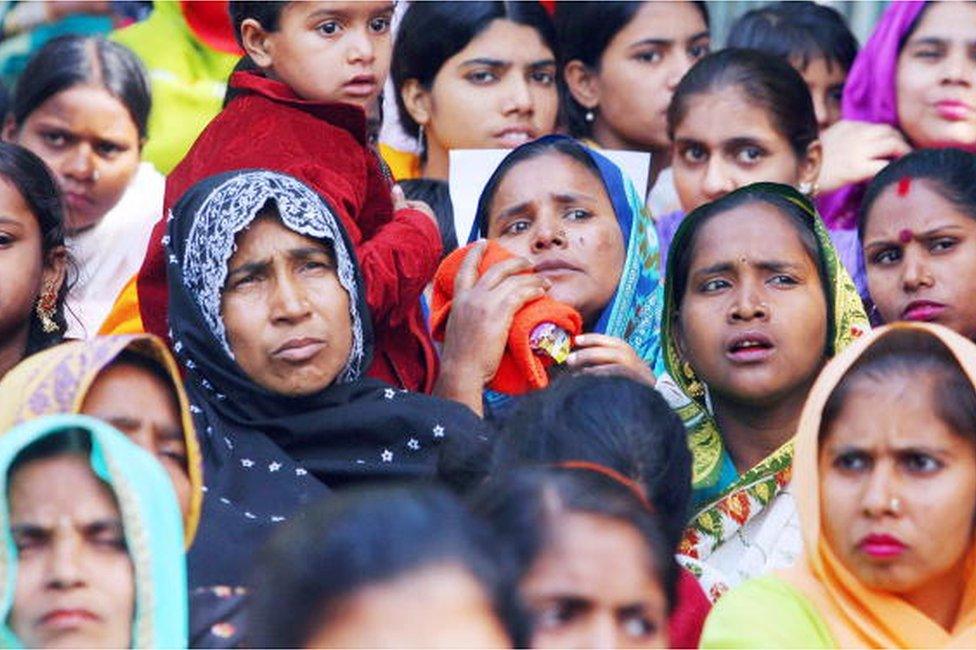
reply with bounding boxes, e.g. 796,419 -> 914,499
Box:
0,0 -> 975,647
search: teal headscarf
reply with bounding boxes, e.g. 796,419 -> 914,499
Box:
470,135 -> 665,414
0,415 -> 187,648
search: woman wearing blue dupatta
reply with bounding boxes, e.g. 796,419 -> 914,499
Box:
0,414 -> 186,648
436,135 -> 665,419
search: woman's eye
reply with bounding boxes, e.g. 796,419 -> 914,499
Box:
369,16 -> 391,33
503,220 -> 530,236
232,273 -> 260,289
535,602 -> 577,630
42,132 -> 67,147
735,146 -> 765,164
768,274 -> 798,286
931,237 -> 957,253
634,49 -> 663,64
689,43 -> 710,60
622,614 -> 656,639
700,278 -> 729,293
530,70 -> 555,85
0,233 -> 13,247
317,21 -> 341,35
834,450 -> 870,472
902,452 -> 942,474
564,208 -> 591,221
466,70 -> 498,85
871,247 -> 901,266
681,145 -> 707,164
97,142 -> 122,157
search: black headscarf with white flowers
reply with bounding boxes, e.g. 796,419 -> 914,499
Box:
166,169 -> 484,587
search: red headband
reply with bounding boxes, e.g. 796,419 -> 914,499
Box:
556,461 -> 655,513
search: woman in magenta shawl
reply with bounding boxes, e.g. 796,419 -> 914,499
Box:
819,1 -> 976,230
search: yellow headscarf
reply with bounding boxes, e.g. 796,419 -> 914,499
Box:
0,334 -> 203,548
783,322 -> 976,648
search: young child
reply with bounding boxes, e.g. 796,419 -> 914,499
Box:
106,1 -> 441,393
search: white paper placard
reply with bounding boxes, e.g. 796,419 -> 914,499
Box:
448,148 -> 651,243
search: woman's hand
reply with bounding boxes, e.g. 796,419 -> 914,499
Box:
566,333 -> 656,387
818,120 -> 912,194
434,241 -> 549,415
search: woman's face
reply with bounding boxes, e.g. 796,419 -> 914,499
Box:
820,373 -> 976,604
579,0 -> 709,151
672,86 -> 821,212
521,512 -> 668,649
304,563 -> 511,648
0,178 -> 65,370
80,362 -> 192,519
404,19 -> 558,178
677,203 -> 828,407
9,454 -> 135,648
796,56 -> 847,131
8,85 -> 142,233
486,151 -> 625,326
221,215 -> 353,397
896,2 -> 976,149
863,180 -> 976,340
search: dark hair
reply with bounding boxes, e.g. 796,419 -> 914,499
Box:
670,184 -> 832,349
248,485 -> 526,648
474,136 -> 600,238
555,1 -> 709,138
491,375 -> 691,551
726,1 -> 858,73
667,48 -> 818,159
821,328 -> 976,442
228,1 -> 287,48
859,148 -> 976,240
0,143 -> 71,353
8,428 -> 92,487
391,1 -> 558,140
472,467 -> 678,612
13,36 -> 151,140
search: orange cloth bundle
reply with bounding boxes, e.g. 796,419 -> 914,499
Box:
431,241 -> 583,395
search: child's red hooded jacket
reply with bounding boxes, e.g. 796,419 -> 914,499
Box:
132,71 -> 440,392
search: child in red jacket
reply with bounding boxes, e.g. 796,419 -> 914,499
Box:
129,1 -> 441,392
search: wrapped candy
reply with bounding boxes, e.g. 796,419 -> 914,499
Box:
529,322 -> 572,364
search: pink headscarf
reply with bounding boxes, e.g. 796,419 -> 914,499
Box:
816,1 -> 926,230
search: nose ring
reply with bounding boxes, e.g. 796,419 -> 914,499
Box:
92,169 -> 101,182
889,497 -> 901,514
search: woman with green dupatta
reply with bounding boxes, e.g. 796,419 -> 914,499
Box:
0,414 -> 186,648
656,182 -> 868,601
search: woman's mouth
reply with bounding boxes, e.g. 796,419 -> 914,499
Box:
64,191 -> 94,210
494,128 -> 535,148
39,609 -> 100,630
858,533 -> 907,559
725,331 -> 775,363
901,300 -> 947,322
935,99 -> 974,122
534,258 -> 583,276
272,337 -> 326,363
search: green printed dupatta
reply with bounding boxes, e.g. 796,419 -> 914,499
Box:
0,415 -> 187,648
657,183 -> 868,599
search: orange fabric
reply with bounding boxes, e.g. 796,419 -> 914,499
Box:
782,322 -> 976,648
431,241 -> 582,395
99,274 -> 145,335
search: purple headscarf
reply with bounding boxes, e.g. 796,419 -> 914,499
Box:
816,1 -> 926,230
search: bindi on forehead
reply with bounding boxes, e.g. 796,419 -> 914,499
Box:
897,176 -> 912,198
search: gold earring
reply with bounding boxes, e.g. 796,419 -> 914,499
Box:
36,286 -> 58,333
682,360 -> 704,398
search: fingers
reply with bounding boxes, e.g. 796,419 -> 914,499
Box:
454,240 -> 487,293
391,184 -> 407,211
480,255 -> 545,291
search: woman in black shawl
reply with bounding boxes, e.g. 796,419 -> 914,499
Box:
165,169 -> 486,588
